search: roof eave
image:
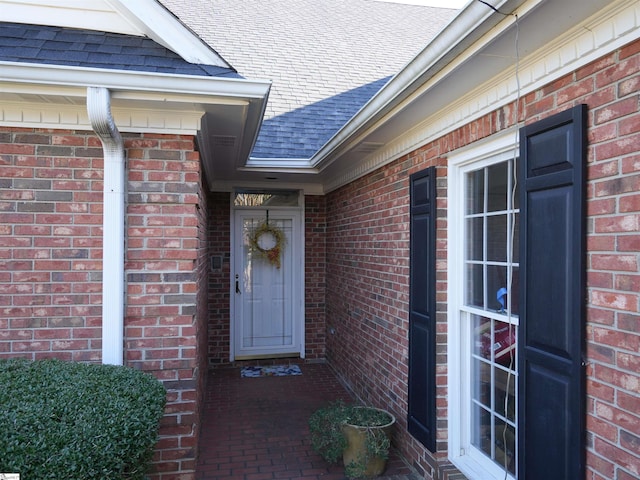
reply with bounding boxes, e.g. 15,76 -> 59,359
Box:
1,61 -> 271,188
309,0 -> 527,171
0,61 -> 271,100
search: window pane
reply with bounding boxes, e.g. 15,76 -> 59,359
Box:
494,419 -> 516,475
466,263 -> 484,308
472,403 -> 492,457
512,212 -> 520,263
473,315 -> 491,360
494,321 -> 516,367
487,214 -> 507,262
487,162 -> 508,212
472,358 -> 491,407
234,191 -> 299,207
510,267 -> 520,316
466,217 -> 484,261
487,265 -> 507,312
494,366 -> 516,423
467,169 -> 485,214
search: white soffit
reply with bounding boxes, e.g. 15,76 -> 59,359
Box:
0,0 -> 230,67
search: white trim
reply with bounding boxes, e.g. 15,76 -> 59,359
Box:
86,87 -> 125,366
210,180 -> 325,196
106,0 -> 231,67
447,129 -> 519,480
0,62 -> 271,99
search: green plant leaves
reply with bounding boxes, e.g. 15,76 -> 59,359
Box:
0,359 -> 166,480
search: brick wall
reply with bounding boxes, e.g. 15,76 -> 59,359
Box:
124,133 -> 204,479
325,158 -> 413,410
207,192 -> 231,365
0,129 -> 206,479
325,39 -> 640,479
0,128 -> 104,361
304,194 -> 327,360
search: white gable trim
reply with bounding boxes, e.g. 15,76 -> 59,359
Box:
107,0 -> 230,67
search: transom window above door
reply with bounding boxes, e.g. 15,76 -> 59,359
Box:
234,190 -> 300,207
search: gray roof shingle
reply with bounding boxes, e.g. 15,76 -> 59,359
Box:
160,0 -> 458,160
0,22 -> 240,78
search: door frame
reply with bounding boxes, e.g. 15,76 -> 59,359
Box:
229,191 -> 305,361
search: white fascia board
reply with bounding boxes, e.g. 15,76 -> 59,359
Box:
209,179 -> 325,196
245,157 -> 316,169
106,0 -> 231,68
0,61 -> 271,101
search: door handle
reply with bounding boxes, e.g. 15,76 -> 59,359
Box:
235,274 -> 241,294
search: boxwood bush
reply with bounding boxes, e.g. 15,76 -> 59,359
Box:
0,358 -> 166,479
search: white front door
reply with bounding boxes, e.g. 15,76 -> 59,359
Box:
232,208 -> 303,360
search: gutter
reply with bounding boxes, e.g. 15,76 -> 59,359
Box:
0,61 -> 271,100
86,87 -> 125,366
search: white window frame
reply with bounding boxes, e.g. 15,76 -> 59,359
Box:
447,129 -> 519,480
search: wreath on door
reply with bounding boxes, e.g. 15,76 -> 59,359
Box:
249,221 -> 285,268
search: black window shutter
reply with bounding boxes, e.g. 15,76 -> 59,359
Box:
408,166 -> 437,452
518,104 -> 587,479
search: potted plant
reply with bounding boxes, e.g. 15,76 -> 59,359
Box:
309,400 -> 396,478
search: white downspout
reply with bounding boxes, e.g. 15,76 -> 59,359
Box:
87,87 -> 125,366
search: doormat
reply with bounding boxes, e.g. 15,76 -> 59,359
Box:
240,365 -> 302,378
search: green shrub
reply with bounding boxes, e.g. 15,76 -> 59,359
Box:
0,358 -> 166,479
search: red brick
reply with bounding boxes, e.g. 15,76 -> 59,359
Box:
593,437 -> 640,477
587,412 -> 619,443
594,364 -> 640,400
594,134 -> 640,162
617,390 -> 640,416
591,254 -> 638,271
620,194 -> 640,213
615,274 -> 640,292
596,55 -> 640,88
592,326 -> 640,352
585,450 -> 615,479
587,379 -> 616,403
617,469 -> 640,480
595,98 -> 639,125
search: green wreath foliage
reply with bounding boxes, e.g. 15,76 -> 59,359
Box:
249,221 -> 286,268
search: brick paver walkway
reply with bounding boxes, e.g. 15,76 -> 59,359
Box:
196,362 -> 420,480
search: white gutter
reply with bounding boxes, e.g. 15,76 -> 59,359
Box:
87,87 -> 125,366
0,61 -> 271,100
